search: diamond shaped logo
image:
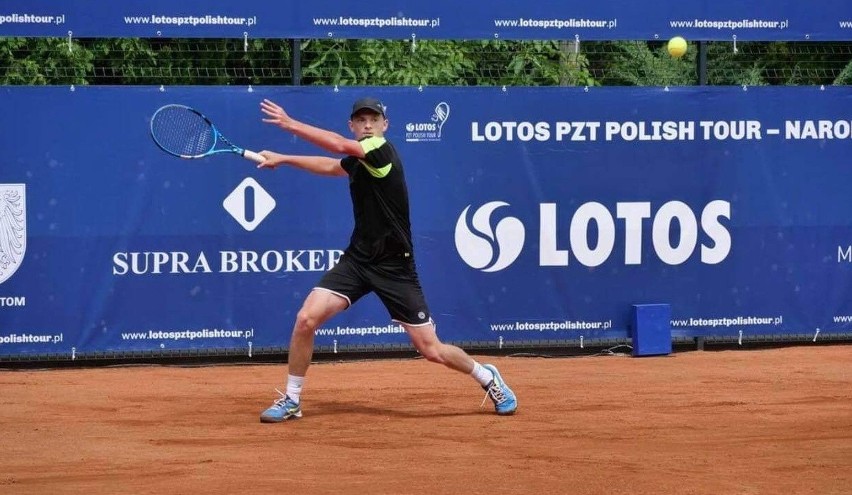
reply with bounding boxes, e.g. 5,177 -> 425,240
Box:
223,177 -> 276,231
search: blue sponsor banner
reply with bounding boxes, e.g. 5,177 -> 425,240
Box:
1,85 -> 851,357
1,0 -> 851,41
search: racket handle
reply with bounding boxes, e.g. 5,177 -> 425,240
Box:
242,149 -> 265,164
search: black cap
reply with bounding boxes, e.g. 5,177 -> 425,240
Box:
351,97 -> 386,118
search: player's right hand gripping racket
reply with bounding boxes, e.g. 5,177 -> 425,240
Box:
150,104 -> 264,164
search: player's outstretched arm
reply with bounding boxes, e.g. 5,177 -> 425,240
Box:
261,99 -> 365,158
257,151 -> 346,177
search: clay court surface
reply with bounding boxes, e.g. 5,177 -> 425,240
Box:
1,345 -> 850,495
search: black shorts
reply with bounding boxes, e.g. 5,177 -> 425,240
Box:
315,254 -> 432,326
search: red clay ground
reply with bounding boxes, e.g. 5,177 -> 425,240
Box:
1,345 -> 850,495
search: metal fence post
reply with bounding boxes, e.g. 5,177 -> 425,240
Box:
698,40 -> 708,85
291,38 -> 302,85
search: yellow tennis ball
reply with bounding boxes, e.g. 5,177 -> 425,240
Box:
668,36 -> 687,58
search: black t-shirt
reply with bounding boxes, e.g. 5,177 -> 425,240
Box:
340,136 -> 413,262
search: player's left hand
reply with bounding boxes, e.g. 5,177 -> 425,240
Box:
261,99 -> 294,131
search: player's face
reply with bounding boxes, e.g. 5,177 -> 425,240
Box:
349,110 -> 388,139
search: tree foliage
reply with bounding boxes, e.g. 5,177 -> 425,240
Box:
0,37 -> 849,87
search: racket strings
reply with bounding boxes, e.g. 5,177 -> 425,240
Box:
151,106 -> 215,157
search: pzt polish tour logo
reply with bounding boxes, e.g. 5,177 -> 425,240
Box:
0,184 -> 26,284
405,102 -> 450,143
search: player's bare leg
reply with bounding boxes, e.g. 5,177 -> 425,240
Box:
403,322 -> 475,373
260,289 -> 348,423
288,289 -> 349,376
403,322 -> 518,415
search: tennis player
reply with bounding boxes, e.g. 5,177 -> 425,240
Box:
256,97 -> 517,422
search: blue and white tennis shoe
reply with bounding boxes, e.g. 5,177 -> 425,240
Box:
260,390 -> 302,423
481,364 -> 517,415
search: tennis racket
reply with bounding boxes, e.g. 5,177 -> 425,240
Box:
150,104 -> 264,164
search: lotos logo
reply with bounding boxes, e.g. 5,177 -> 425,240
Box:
455,201 -> 525,272
0,184 -> 26,284
455,200 -> 732,271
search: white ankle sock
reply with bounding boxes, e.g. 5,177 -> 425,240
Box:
470,362 -> 494,387
286,374 -> 304,404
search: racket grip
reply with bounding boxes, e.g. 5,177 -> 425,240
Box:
243,150 -> 265,164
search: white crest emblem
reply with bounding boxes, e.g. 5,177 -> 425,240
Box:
0,184 -> 26,284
